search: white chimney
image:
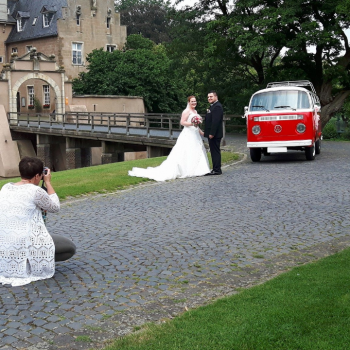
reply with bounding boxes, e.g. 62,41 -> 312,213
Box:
0,0 -> 7,23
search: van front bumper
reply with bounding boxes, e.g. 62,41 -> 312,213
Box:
247,140 -> 312,148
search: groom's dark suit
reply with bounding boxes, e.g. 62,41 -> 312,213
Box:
204,101 -> 223,173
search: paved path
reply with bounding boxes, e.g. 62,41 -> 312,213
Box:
1,135 -> 350,350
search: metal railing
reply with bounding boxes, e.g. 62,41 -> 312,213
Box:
7,112 -> 244,141
8,112 -> 185,140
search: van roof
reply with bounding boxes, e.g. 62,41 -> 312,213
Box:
254,86 -> 310,95
266,80 -> 317,94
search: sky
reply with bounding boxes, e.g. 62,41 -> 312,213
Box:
171,0 -> 193,9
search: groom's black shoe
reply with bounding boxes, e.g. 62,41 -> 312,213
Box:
206,170 -> 222,176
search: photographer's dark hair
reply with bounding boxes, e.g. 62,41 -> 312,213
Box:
19,157 -> 44,180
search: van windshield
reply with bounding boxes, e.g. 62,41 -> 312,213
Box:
250,90 -> 310,112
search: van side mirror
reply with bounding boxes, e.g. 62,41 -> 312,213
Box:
243,106 -> 248,118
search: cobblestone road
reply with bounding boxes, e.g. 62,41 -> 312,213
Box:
1,135 -> 350,350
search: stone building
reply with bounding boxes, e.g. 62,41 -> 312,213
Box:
0,0 -> 148,176
1,0 -> 127,113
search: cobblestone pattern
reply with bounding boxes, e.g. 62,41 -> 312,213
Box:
1,136 -> 350,349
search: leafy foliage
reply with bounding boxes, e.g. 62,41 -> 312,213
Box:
115,0 -> 172,43
72,35 -> 185,113
75,0 -> 350,123
322,118 -> 338,139
168,0 -> 350,125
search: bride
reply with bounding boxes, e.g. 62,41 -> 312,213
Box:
128,96 -> 210,182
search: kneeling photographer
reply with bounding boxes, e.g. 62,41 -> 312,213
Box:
0,156 -> 76,287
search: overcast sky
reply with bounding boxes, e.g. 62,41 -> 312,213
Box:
171,0 -> 193,9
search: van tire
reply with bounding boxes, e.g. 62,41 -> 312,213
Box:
305,144 -> 315,160
250,148 -> 262,162
315,139 -> 321,154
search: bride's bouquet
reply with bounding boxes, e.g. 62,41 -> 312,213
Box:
191,114 -> 202,127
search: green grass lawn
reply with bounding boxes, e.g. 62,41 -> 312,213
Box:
105,247 -> 350,350
0,152 -> 239,200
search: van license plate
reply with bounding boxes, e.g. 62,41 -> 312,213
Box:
268,147 -> 287,153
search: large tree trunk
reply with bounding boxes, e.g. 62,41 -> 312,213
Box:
320,90 -> 350,128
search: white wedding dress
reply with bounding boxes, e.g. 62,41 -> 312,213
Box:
129,112 -> 210,181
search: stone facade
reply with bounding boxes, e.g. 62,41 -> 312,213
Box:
0,24 -> 14,72
57,0 -> 126,80
1,0 -> 127,113
4,0 -> 126,80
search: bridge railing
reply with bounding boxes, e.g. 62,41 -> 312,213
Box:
7,112 -> 243,143
8,112 -> 185,140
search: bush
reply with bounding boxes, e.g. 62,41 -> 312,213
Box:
340,128 -> 350,141
322,119 -> 338,139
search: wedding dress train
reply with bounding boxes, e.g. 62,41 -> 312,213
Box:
128,113 -> 210,182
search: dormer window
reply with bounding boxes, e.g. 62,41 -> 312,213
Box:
41,6 -> 56,28
16,11 -> 30,32
17,18 -> 24,31
43,12 -> 54,27
32,17 -> 37,26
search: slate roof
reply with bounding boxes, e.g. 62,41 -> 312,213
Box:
6,0 -> 68,43
5,0 -> 16,23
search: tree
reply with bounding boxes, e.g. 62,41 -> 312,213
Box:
115,0 -> 173,43
72,35 -> 185,113
172,0 -> 350,126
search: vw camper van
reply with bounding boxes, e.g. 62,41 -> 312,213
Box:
244,80 -> 322,162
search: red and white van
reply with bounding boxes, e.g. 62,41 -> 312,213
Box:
244,80 -> 322,162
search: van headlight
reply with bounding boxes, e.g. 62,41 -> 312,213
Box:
252,125 -> 261,135
296,123 -> 306,133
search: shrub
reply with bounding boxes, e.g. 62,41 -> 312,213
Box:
322,119 -> 338,139
340,127 -> 350,141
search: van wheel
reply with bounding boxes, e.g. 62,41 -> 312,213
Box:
315,139 -> 321,154
305,144 -> 315,160
250,148 -> 262,162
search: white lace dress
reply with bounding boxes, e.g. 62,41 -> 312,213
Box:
129,112 -> 210,181
0,183 -> 60,287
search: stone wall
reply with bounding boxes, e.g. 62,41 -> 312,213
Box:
57,0 -> 127,80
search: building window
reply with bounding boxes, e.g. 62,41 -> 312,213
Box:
106,45 -> 116,52
17,18 -> 24,32
27,86 -> 34,107
43,85 -> 50,105
43,12 -> 54,28
72,42 -> 83,65
12,47 -> 18,53
32,17 -> 37,25
76,14 -> 81,25
26,46 -> 33,52
107,17 -> 111,29
0,57 -> 3,63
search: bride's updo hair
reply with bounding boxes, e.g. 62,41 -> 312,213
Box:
187,95 -> 196,103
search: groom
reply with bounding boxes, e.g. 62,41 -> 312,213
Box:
204,91 -> 223,175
